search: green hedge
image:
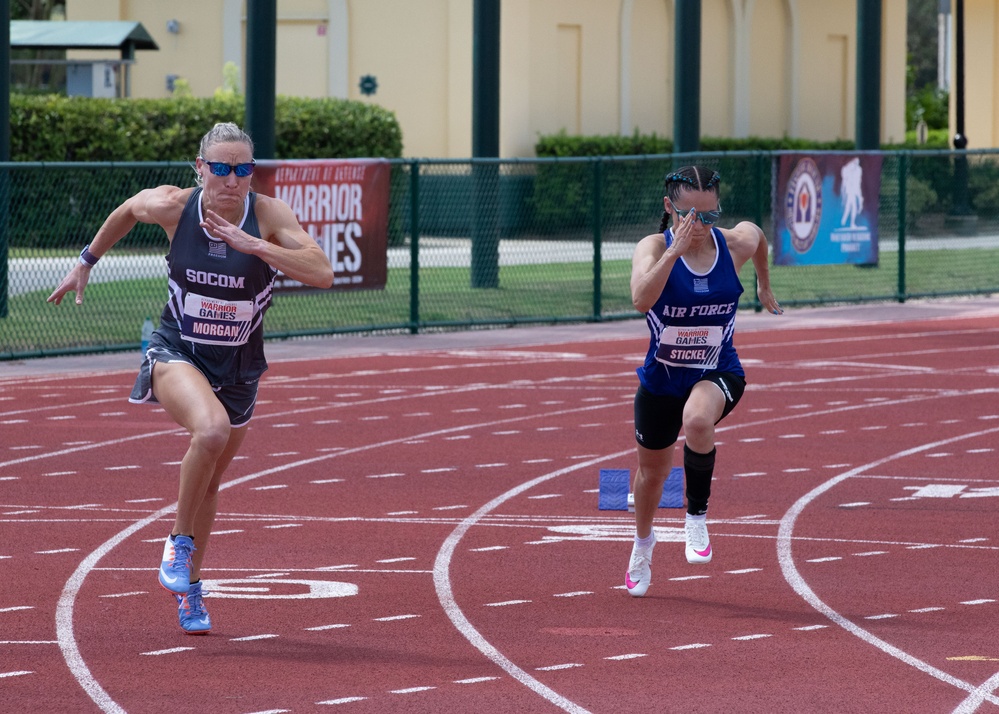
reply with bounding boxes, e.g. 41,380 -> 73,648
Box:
529,131 -> 995,232
5,94 -> 405,249
9,94 -> 403,161
531,133 -> 860,232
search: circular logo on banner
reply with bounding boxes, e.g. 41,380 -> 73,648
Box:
784,158 -> 823,254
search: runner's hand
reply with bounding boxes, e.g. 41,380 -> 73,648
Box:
758,285 -> 783,315
47,264 -> 92,306
667,207 -> 697,258
200,208 -> 264,255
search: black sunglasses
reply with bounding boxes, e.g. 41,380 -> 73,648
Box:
201,158 -> 256,178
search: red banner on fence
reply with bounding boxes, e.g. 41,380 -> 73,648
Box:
252,159 -> 390,290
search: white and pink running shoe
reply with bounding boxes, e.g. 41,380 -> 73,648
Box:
625,531 -> 657,597
685,516 -> 712,564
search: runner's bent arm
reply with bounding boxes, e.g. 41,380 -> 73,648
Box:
47,186 -> 191,305
200,196 -> 334,289
726,221 -> 781,315
631,234 -> 679,314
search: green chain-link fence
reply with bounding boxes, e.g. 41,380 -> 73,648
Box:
2,149 -> 999,360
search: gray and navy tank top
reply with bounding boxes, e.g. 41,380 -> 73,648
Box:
158,188 -> 277,385
637,227 -> 745,398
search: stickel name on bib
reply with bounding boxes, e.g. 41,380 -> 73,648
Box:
655,325 -> 723,369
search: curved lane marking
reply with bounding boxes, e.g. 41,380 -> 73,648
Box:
433,451 -> 633,714
45,369 -> 999,711
777,425 -> 999,709
56,399 -> 627,713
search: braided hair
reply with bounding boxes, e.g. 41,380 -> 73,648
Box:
657,165 -> 721,233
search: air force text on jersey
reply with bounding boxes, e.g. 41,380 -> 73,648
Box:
660,301 -> 736,319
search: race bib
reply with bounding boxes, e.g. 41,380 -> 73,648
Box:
655,325 -> 723,369
181,292 -> 255,346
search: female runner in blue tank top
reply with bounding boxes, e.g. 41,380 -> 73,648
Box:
624,165 -> 782,597
48,123 -> 335,632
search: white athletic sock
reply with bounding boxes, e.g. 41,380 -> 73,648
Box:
635,532 -> 654,548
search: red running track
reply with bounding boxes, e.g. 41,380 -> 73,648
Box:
2,299 -> 999,713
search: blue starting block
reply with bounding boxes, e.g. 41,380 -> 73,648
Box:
598,467 -> 684,510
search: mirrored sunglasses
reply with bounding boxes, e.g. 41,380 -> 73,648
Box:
669,198 -> 722,225
202,159 -> 256,178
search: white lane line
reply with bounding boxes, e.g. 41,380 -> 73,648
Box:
98,592 -> 146,599
51,372 -> 966,713
433,451 -> 628,714
537,663 -> 583,671
484,600 -> 531,607
953,671 -> 999,714
605,653 -> 647,661
140,648 -> 194,656
0,671 -> 34,678
317,696 -> 367,705
671,643 -> 711,651
777,425 -> 999,706
429,393 -> 965,713
454,676 -> 500,684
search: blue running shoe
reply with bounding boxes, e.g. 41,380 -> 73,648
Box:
175,581 -> 211,635
158,534 -> 194,594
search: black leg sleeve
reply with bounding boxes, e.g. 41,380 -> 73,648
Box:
684,444 -> 716,516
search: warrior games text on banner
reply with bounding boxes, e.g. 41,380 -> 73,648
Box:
252,159 -> 391,290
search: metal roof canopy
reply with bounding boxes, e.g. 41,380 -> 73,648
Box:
10,20 -> 158,56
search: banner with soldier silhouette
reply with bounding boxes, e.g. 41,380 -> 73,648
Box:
773,154 -> 883,266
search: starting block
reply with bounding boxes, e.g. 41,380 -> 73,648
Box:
598,467 -> 683,510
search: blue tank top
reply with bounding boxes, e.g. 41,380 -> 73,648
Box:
636,227 -> 744,397
158,188 -> 277,385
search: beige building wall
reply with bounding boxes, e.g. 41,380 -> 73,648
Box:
69,0 -> 910,157
953,0 -> 999,148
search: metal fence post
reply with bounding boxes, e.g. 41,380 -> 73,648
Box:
0,167 -> 8,319
245,0 -> 277,158
753,152 -> 765,312
0,0 -> 9,319
409,160 -> 420,334
592,158 -> 603,320
897,152 -> 907,303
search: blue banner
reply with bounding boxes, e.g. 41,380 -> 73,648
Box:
773,154 -> 883,266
